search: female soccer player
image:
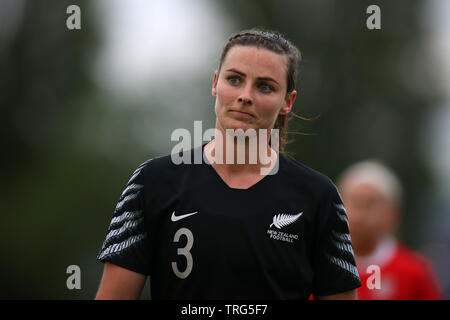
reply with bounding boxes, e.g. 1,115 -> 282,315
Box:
95,28 -> 361,299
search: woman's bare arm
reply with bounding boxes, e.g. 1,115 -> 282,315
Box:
95,262 -> 147,300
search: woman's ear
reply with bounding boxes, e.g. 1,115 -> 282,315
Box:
212,70 -> 218,97
279,90 -> 297,115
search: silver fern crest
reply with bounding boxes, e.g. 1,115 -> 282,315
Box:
270,212 -> 303,229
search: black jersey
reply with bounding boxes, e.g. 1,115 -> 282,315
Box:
97,143 -> 361,299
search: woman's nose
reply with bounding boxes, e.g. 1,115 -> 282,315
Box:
238,96 -> 253,105
238,85 -> 254,105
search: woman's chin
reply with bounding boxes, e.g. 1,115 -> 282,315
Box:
222,119 -> 256,132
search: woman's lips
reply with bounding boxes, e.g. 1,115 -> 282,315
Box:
229,110 -> 254,119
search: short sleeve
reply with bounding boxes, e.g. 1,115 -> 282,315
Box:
312,181 -> 361,297
97,161 -> 151,276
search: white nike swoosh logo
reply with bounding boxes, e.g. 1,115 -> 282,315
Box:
171,211 -> 198,222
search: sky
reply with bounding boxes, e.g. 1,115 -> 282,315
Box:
92,0 -> 233,98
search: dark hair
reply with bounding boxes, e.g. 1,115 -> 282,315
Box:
217,28 -> 302,154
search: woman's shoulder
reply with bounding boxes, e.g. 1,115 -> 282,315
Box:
278,153 -> 338,194
134,145 -> 203,178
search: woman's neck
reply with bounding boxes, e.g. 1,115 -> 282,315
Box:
204,137 -> 277,176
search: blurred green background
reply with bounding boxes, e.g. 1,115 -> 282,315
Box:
1,0 -> 449,299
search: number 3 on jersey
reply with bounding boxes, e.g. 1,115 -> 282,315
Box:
171,227 -> 194,279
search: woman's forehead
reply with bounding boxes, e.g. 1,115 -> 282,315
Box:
222,46 -> 288,81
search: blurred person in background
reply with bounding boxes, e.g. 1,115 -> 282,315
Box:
337,160 -> 443,300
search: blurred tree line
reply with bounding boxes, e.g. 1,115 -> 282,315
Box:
0,0 -> 443,298
0,0 -> 157,299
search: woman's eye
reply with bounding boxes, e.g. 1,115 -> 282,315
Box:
259,83 -> 273,92
228,76 -> 240,85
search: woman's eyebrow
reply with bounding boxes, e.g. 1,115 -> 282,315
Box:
226,68 -> 280,86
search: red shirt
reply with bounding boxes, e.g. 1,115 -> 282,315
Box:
355,239 -> 442,300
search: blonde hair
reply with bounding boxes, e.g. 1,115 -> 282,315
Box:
337,160 -> 403,205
